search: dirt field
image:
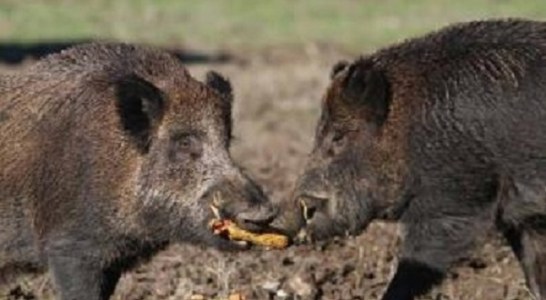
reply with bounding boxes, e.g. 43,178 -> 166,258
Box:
0,46 -> 534,300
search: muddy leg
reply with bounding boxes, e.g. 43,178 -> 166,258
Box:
499,176 -> 546,299
382,194 -> 495,300
381,259 -> 444,300
49,253 -> 105,300
503,225 -> 546,299
47,238 -> 121,300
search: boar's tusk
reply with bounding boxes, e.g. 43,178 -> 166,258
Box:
300,199 -> 311,223
210,191 -> 224,219
212,192 -> 222,207
210,204 -> 221,219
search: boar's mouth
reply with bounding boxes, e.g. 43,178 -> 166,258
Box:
209,192 -> 277,232
208,202 -> 251,249
207,193 -> 288,249
293,193 -> 372,243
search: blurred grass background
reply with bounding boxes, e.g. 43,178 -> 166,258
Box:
0,0 -> 546,52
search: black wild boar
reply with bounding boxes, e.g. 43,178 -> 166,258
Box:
273,19 -> 546,299
0,43 -> 276,300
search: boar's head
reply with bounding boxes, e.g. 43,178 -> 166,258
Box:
115,68 -> 276,249
273,60 -> 410,241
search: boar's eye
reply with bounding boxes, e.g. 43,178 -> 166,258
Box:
170,132 -> 203,160
333,129 -> 351,147
332,131 -> 346,143
326,130 -> 348,157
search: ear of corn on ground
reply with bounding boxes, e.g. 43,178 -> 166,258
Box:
210,219 -> 289,249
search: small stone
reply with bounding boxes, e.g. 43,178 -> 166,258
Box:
276,289 -> 289,298
286,275 -> 316,297
262,280 -> 281,292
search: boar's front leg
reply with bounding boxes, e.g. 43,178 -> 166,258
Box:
47,239 -> 121,300
382,193 -> 496,300
503,226 -> 546,300
381,259 -> 444,300
498,177 -> 546,299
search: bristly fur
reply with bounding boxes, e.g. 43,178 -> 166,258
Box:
0,42 -> 275,299
276,19 -> 546,300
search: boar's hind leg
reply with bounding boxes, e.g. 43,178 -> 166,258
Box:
47,242 -> 121,300
382,201 -> 495,300
502,224 -> 546,299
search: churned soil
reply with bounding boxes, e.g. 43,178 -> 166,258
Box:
0,45 -> 531,300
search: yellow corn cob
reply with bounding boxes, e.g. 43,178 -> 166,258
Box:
210,219 -> 289,249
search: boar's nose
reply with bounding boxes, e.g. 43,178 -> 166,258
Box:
233,203 -> 279,232
298,194 -> 329,223
234,180 -> 278,231
208,181 -> 278,232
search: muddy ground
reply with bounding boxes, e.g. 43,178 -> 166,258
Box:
0,45 -> 533,300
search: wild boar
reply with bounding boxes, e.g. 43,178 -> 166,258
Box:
273,19 -> 546,299
0,43 -> 276,300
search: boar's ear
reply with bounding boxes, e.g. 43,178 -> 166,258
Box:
205,71 -> 233,101
343,62 -> 389,125
114,74 -> 164,153
206,71 -> 234,140
330,60 -> 349,79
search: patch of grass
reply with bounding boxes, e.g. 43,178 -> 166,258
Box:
1,0 -> 546,51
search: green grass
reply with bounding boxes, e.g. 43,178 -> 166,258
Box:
1,0 -> 546,51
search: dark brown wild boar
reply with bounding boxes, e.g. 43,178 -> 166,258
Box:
272,19 -> 546,299
0,43 -> 277,300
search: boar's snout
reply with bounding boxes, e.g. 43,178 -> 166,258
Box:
267,171 -> 331,239
234,203 -> 278,231
266,194 -> 307,239
206,178 -> 278,233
